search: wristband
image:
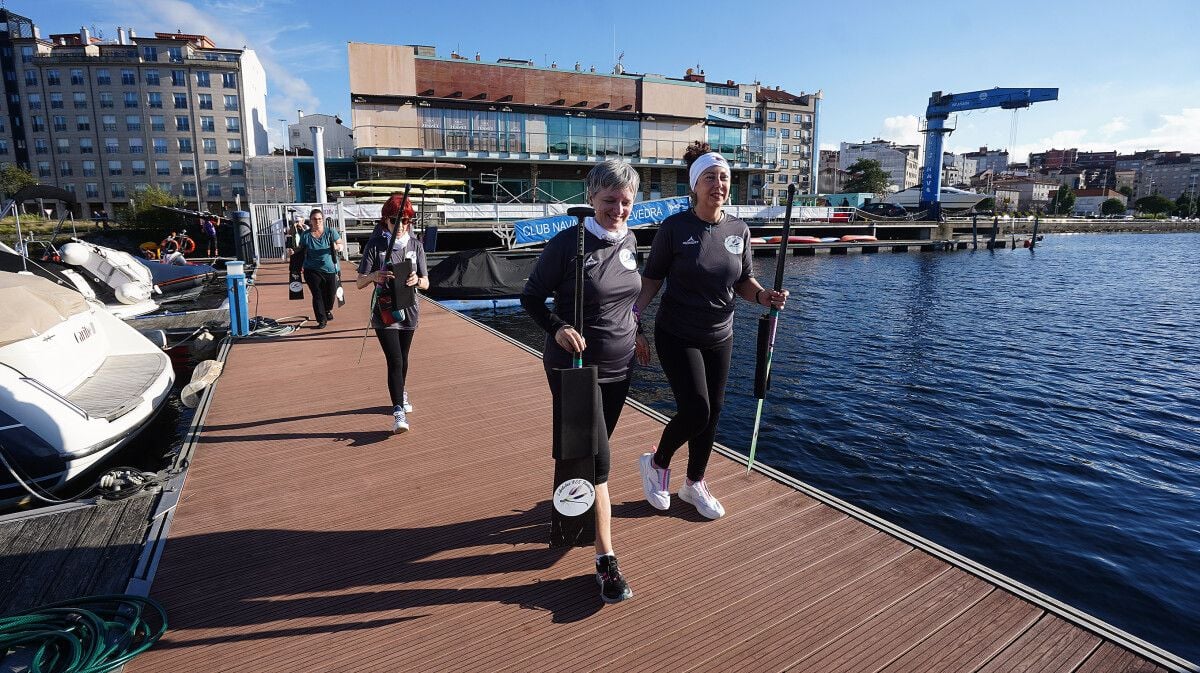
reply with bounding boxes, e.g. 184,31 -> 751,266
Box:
755,288 -> 765,306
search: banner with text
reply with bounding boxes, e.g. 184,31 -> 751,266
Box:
513,196 -> 690,246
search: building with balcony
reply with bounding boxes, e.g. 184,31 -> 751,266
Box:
7,21 -> 267,215
838,140 -> 919,192
1137,154 -> 1199,200
347,44 -> 781,204
963,146 -> 1009,174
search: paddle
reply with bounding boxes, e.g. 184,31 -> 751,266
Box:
550,206 -> 603,548
747,183 -> 796,473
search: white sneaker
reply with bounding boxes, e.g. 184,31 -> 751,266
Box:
402,390 -> 413,413
679,479 -> 724,519
392,408 -> 409,434
639,452 -> 671,510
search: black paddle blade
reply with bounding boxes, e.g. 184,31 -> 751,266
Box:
552,366 -> 605,460
567,206 -> 595,219
288,273 -> 304,300
390,259 -> 416,310
754,314 -> 773,399
550,456 -> 596,547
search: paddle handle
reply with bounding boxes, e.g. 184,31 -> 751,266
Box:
566,207 -> 594,369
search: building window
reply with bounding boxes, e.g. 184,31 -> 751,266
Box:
146,92 -> 163,108
144,69 -> 159,86
744,93 -> 752,102
96,69 -> 111,85
99,92 -> 114,108
231,182 -> 246,197
195,70 -> 210,87
129,138 -> 144,154
59,160 -> 72,177
103,138 -> 118,153
225,116 -> 240,132
200,116 -> 214,132
84,183 -> 99,198
173,93 -> 188,109
168,47 -> 183,63
31,116 -> 46,132
204,159 -> 219,176
205,53 -> 219,62
150,115 -> 165,132
126,115 -> 141,131
198,93 -> 212,110
0,140 -> 7,155
182,183 -> 197,197
780,113 -> 790,123
21,46 -> 34,63
171,69 -> 186,86
143,46 -> 158,61
46,69 -> 61,86
108,160 -> 122,176
227,138 -> 242,154
124,92 -> 138,108
767,112 -> 776,122
73,92 -> 87,109
111,182 -> 126,198
53,115 -> 68,132
180,159 -> 195,176
766,128 -> 776,137
34,139 -> 48,155
223,95 -> 238,111
23,69 -> 36,86
207,183 -> 222,197
222,72 -> 237,88
50,93 -> 64,109
178,138 -> 193,153
83,160 -> 96,176
76,115 -> 90,131
121,69 -> 136,85
155,160 -> 171,175
100,115 -> 116,131
176,116 -> 190,131
229,160 -> 244,176
780,129 -> 790,139
28,93 -> 41,110
37,161 -> 51,178
153,138 -> 168,154
202,138 -> 217,154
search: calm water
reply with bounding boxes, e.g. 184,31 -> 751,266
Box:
477,232 -> 1200,663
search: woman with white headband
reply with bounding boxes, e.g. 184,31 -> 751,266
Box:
632,141 -> 788,519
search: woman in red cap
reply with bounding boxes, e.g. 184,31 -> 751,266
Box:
356,193 -> 428,434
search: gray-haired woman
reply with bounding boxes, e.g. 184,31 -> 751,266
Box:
521,159 -> 649,603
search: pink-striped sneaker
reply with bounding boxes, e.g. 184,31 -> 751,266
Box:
639,452 -> 670,510
679,479 -> 725,519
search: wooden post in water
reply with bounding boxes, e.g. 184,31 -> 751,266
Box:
971,214 -> 978,250
1030,214 -> 1040,249
988,216 -> 999,249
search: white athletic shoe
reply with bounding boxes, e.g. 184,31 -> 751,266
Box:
392,408 -> 409,434
639,452 -> 671,510
402,390 -> 413,414
679,479 -> 725,519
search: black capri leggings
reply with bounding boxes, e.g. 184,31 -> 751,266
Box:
375,328 -> 415,408
653,325 -> 734,483
304,269 -> 338,321
545,372 -> 630,485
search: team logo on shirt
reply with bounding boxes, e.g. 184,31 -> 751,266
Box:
619,248 -> 637,270
682,236 -> 700,246
724,235 -> 744,254
583,254 -> 600,270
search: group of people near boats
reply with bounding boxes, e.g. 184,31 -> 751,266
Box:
289,141 -> 788,604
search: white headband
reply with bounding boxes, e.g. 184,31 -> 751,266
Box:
688,152 -> 730,191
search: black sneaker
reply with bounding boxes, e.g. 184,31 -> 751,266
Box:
596,555 -> 633,604
326,311 -> 334,322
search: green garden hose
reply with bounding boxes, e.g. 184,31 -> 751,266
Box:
0,594 -> 166,672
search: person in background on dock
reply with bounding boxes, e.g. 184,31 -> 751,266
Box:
521,159 -> 648,604
356,194 -> 428,434
633,141 -> 788,520
297,208 -> 343,329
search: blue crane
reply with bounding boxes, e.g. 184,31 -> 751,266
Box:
919,87 -> 1058,220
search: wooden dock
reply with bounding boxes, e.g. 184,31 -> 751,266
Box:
121,260 -> 1191,672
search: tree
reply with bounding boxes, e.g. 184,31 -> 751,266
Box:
974,197 -> 995,213
1100,198 -> 1126,216
1134,194 -> 1174,215
1118,185 -> 1134,199
842,159 -> 891,195
1173,193 -> 1194,217
0,163 -> 37,199
1050,184 -> 1076,215
117,186 -> 184,228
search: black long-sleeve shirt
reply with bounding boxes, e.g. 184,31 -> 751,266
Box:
521,224 -> 641,381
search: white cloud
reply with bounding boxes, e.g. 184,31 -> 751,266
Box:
105,0 -> 324,149
1100,117 -> 1128,136
879,115 -> 922,146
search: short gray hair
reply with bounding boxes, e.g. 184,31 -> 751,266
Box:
586,160 -> 640,201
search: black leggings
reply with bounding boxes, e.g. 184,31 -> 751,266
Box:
653,326 -> 733,483
545,372 -> 630,485
305,269 -> 338,321
375,328 -> 415,408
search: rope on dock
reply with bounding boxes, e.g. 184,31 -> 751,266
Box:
0,594 -> 167,673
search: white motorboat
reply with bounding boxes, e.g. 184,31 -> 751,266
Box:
58,239 -> 160,318
0,272 -> 175,508
884,186 -> 988,211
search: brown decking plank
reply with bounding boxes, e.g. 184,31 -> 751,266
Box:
877,588 -> 1043,673
976,613 -> 1102,672
1075,641 -> 1171,673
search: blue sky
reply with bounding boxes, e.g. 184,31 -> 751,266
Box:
34,0 -> 1200,161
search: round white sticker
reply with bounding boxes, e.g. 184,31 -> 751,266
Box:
619,248 -> 637,270
553,478 -> 596,517
289,281 -> 303,293
724,235 -> 744,254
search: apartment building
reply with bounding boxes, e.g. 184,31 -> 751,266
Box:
838,140 -> 919,191
348,44 -> 786,204
1138,154 -> 1199,200
817,149 -> 844,193
6,17 -> 267,215
288,113 -> 354,158
962,146 -> 1009,174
